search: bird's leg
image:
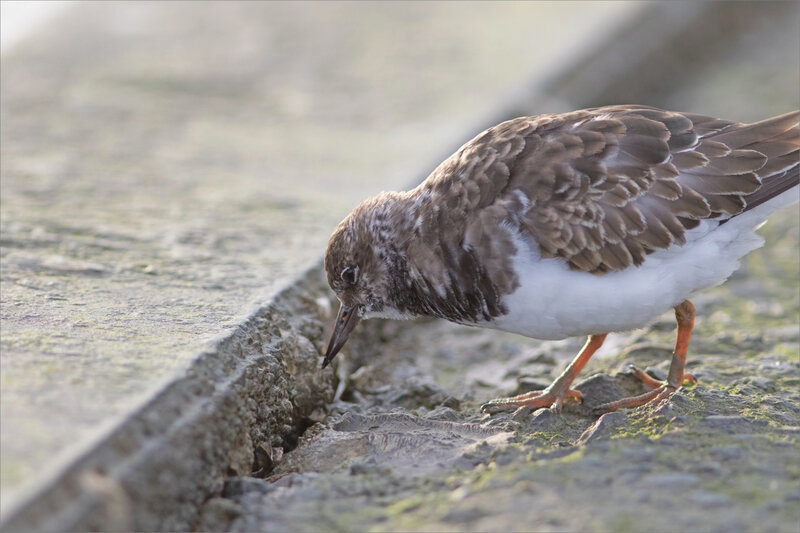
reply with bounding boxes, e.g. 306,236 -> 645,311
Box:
481,333 -> 607,414
595,300 -> 697,415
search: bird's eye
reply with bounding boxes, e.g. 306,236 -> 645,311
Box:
340,266 -> 359,285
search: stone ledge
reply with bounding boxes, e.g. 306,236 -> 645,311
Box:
0,5 -> 640,515
1,265 -> 334,532
2,2 -> 796,531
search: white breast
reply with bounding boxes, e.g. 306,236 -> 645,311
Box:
485,189 -> 798,340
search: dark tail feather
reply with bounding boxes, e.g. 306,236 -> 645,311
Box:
734,110 -> 799,214
741,165 -> 799,213
712,110 -> 799,149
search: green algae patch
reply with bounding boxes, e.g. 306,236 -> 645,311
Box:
607,412 -> 674,441
384,495 -> 427,517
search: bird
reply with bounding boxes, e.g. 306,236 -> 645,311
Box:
321,105 -> 799,415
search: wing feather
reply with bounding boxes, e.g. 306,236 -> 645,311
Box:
415,106 -> 798,279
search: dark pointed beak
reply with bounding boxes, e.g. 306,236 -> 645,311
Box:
322,304 -> 362,368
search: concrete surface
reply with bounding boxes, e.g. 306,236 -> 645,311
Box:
0,1 -> 643,530
196,2 -> 800,532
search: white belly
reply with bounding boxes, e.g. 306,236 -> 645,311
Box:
485,189 -> 798,340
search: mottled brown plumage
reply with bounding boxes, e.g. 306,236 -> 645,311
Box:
415,105 -> 798,276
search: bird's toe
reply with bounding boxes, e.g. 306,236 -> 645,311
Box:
481,387 -> 583,416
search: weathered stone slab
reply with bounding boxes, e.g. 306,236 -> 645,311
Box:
209,3 -> 799,532
0,1 -> 641,529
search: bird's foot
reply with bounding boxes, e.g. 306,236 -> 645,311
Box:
481,387 -> 583,415
593,365 -> 697,415
627,364 -> 696,389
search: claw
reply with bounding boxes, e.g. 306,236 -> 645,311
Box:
570,389 -> 584,403
627,365 -> 665,390
594,334 -> 700,415
593,386 -> 672,416
481,387 -> 583,415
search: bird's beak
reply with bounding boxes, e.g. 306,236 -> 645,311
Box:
322,304 -> 362,368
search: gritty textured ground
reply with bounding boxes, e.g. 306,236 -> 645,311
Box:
0,2 -> 636,514
205,205 -> 799,533
1,2 -> 797,531
200,3 -> 800,532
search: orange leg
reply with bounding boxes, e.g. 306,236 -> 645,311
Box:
481,334 -> 607,414
595,300 -> 697,415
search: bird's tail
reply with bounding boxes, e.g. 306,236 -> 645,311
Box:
743,163 -> 798,212
714,110 -> 799,214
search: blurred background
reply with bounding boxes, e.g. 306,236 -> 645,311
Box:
1,1 -> 72,51
1,1 -> 798,531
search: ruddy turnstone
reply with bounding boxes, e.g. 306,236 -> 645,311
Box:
322,105 -> 799,415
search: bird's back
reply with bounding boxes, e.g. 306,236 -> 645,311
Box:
401,106 -> 798,327
416,105 -> 798,272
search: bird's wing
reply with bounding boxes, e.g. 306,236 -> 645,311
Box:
419,105 -> 799,275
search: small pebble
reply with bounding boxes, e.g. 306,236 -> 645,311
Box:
425,405 -> 460,421
784,490 -> 800,502
689,490 -> 732,507
222,477 -> 274,498
527,407 -> 561,431
653,403 -> 677,419
511,406 -> 533,423
577,411 -> 625,444
703,415 -> 752,432
619,447 -> 655,463
442,507 -> 486,523
515,378 -> 552,393
645,366 -> 667,381
712,445 -> 744,461
747,377 -> 775,391
525,352 -> 557,366
667,391 -> 690,407
694,462 -> 723,475
639,472 -> 699,488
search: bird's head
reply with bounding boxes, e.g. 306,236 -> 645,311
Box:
321,193 -> 411,368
